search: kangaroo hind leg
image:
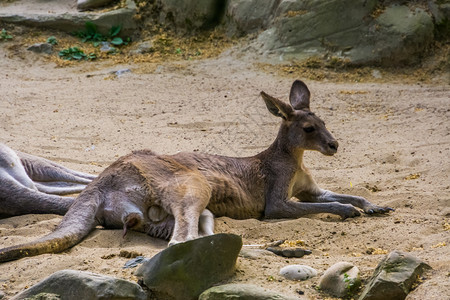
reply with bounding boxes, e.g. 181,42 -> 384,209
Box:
199,209 -> 214,237
167,173 -> 211,246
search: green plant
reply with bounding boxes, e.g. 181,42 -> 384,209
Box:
0,29 -> 13,41
58,47 -> 96,61
343,272 -> 360,298
108,25 -> 125,46
75,22 -> 105,43
47,36 -> 58,45
74,22 -> 130,47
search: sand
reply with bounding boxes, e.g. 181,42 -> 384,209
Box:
0,34 -> 449,299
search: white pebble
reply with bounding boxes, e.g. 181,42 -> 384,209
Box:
279,265 -> 317,281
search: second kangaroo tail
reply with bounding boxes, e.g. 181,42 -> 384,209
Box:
0,189 -> 101,263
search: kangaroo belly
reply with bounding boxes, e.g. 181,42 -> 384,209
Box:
206,174 -> 265,219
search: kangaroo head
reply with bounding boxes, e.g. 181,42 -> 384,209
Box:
261,80 -> 338,156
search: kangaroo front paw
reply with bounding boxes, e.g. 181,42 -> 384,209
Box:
340,204 -> 361,219
363,204 -> 395,215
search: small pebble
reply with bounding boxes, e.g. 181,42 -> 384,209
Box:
279,265 -> 317,281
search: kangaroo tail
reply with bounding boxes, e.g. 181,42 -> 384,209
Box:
0,189 -> 101,263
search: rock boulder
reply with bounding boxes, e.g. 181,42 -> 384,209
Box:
12,270 -> 146,300
135,233 -> 243,300
358,250 -> 431,300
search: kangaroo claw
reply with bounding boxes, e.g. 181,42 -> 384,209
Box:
364,206 -> 395,215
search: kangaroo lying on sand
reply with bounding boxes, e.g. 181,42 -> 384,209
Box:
0,143 -> 95,216
0,80 -> 393,262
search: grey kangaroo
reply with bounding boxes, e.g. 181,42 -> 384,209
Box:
0,143 -> 95,216
0,80 -> 393,262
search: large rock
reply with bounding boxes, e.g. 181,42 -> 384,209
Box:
135,233 -> 243,300
256,0 -> 434,66
257,0 -> 378,60
12,269 -> 146,300
225,0 -> 278,36
155,0 -> 226,32
358,250 -> 431,300
428,0 -> 450,40
199,283 -> 301,300
318,262 -> 361,298
0,0 -> 137,36
353,5 -> 434,65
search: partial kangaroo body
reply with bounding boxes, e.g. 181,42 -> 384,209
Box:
0,80 -> 393,262
0,143 -> 96,216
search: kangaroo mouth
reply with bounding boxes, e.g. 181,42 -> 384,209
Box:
324,141 -> 339,156
323,150 -> 337,156
322,147 -> 338,156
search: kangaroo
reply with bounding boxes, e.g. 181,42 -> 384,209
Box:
0,143 -> 96,216
0,80 -> 393,262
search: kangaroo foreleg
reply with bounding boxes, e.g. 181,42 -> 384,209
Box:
297,189 -> 394,214
266,199 -> 361,220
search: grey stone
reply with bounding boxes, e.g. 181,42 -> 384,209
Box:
27,43 -> 53,54
427,0 -> 450,40
199,283 -> 301,300
365,5 -> 434,65
239,248 -> 276,259
266,246 -> 312,258
318,262 -> 361,298
135,233 -> 242,300
12,269 -> 146,300
156,0 -> 226,32
257,0 -> 378,60
77,0 -> 116,11
225,0 -> 278,36
99,41 -> 113,52
255,0 -> 434,66
358,250 -> 432,300
114,69 -> 132,77
0,290 -> 4,299
129,40 -> 154,56
0,0 -> 137,36
279,264 -> 317,281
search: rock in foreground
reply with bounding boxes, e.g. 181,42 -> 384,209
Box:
359,250 -> 431,300
318,261 -> 361,298
12,269 -> 146,300
199,283 -> 301,300
136,233 -> 243,300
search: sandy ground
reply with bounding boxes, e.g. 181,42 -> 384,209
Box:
0,37 -> 449,299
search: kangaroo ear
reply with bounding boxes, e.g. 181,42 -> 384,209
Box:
260,91 -> 293,120
289,80 -> 310,110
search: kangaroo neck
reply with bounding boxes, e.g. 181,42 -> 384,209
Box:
256,131 -> 305,169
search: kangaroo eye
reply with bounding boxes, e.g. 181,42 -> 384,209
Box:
303,126 -> 315,133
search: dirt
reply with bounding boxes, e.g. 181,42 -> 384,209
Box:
0,25 -> 449,300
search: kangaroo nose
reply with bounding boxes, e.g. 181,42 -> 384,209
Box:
328,140 -> 339,151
